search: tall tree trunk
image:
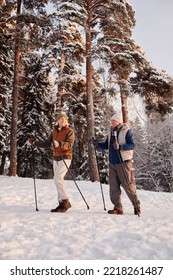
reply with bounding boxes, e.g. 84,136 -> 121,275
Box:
119,79 -> 129,124
85,8 -> 99,182
9,0 -> 21,176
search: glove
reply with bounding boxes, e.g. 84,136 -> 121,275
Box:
26,138 -> 36,146
53,140 -> 59,148
113,141 -> 119,150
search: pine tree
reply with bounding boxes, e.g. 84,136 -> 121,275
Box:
6,0 -> 52,175
0,1 -> 14,174
17,53 -> 53,178
9,0 -> 22,176
95,0 -> 137,123
50,0 -> 115,181
43,16 -> 87,178
130,66 -> 173,116
95,0 -> 173,121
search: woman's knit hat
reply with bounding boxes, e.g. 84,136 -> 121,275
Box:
111,111 -> 123,123
57,112 -> 68,121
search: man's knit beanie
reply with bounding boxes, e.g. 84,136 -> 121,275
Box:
111,111 -> 123,123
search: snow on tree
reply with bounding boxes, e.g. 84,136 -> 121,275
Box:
17,53 -> 53,178
0,1 -> 14,174
132,113 -> 173,192
130,66 -> 173,116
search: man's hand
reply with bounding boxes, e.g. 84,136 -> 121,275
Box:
113,141 -> 119,150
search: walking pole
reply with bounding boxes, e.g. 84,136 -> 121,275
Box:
31,146 -> 39,211
93,143 -> 106,211
57,146 -> 89,210
113,132 -> 140,217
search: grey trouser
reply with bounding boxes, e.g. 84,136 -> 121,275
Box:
109,161 -> 139,209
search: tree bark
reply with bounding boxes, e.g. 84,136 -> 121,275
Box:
9,0 -> 21,176
119,79 -> 129,124
85,6 -> 99,181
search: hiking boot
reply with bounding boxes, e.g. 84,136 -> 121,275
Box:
50,199 -> 71,213
59,199 -> 71,212
50,203 -> 62,212
108,208 -> 123,215
134,201 -> 141,215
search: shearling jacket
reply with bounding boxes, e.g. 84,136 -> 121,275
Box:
34,125 -> 75,161
52,125 -> 75,160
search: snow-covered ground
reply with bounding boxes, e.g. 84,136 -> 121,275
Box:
0,175 -> 173,261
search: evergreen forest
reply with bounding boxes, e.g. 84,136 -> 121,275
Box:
0,0 -> 173,192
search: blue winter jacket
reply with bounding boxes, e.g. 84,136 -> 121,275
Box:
97,126 -> 135,164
